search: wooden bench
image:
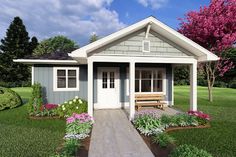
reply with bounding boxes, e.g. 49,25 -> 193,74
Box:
135,94 -> 166,111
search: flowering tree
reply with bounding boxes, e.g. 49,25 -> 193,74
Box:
178,0 -> 236,101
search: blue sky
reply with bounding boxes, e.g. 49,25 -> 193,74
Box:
0,0 -> 210,46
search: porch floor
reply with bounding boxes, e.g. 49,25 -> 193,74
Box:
89,109 -> 154,157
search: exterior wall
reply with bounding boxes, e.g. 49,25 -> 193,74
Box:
91,29 -> 192,57
34,65 -> 87,104
34,63 -> 173,105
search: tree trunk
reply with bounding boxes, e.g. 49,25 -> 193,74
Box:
205,62 -> 216,102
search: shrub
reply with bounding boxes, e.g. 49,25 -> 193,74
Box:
152,133 -> 175,148
133,110 -> 164,136
65,113 -> 93,140
169,144 -> 213,157
61,139 -> 81,156
188,111 -> 210,125
160,115 -> 172,129
229,80 -> 236,89
0,87 -> 22,110
56,96 -> 87,118
28,83 -> 43,115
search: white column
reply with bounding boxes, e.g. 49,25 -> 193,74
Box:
88,59 -> 93,116
190,62 -> 197,111
129,62 -> 135,120
171,64 -> 174,106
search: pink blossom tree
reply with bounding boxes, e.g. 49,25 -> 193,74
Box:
178,0 -> 236,102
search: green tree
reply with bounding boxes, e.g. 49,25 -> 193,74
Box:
33,36 -> 79,55
0,17 -> 33,82
29,36 -> 38,54
89,34 -> 99,43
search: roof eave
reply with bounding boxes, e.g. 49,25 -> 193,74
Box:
13,59 -> 79,65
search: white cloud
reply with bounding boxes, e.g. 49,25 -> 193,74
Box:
137,0 -> 168,9
0,0 -> 125,45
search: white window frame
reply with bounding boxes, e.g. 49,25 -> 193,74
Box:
126,67 -> 166,95
142,40 -> 150,52
53,67 -> 80,91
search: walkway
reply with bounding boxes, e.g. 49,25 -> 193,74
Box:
89,109 -> 154,157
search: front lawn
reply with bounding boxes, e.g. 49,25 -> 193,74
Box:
0,87 -> 66,157
171,86 -> 236,157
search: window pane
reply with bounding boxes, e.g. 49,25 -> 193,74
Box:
110,72 -> 115,88
57,77 -> 66,88
135,70 -> 140,79
141,70 -> 152,79
141,80 -> 151,92
135,80 -> 139,92
158,71 -> 162,79
57,70 -> 66,76
68,70 -> 76,76
102,72 -> 107,88
68,78 -> 76,88
153,80 -> 163,92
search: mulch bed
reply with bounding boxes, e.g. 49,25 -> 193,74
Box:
29,116 -> 61,120
139,124 -> 211,157
165,124 -> 211,132
76,136 -> 91,157
141,135 -> 175,157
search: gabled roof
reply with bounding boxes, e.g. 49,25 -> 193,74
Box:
69,16 -> 219,62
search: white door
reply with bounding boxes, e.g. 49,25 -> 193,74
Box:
96,67 -> 120,109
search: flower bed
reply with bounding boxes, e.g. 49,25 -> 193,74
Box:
53,113 -> 94,157
133,109 -> 211,157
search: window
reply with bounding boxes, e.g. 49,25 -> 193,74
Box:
127,68 -> 165,94
142,40 -> 150,52
102,71 -> 115,89
53,67 -> 79,91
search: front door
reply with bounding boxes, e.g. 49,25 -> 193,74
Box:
96,67 -> 120,109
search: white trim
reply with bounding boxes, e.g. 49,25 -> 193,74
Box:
145,23 -> 152,39
69,16 -> 219,62
31,66 -> 34,85
53,67 -> 80,92
89,55 -> 197,64
13,59 -> 78,65
142,40 -> 150,52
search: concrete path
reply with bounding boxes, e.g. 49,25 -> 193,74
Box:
89,109 -> 154,157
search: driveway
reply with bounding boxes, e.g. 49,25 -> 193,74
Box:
89,109 -> 154,157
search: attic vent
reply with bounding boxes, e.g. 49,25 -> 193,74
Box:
142,40 -> 150,52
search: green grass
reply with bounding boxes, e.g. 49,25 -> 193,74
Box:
170,86 -> 236,157
0,87 -> 66,157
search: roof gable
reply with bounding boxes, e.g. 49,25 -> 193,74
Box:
69,16 -> 218,62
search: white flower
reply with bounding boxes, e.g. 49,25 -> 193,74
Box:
69,101 -> 72,104
78,99 -> 82,104
76,106 -> 79,109
64,101 -> 68,104
58,104 -> 60,106
73,99 -> 76,102
62,107 -> 65,111
75,96 -> 79,99
62,105 -> 65,108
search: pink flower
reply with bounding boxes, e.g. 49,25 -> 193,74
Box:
66,117 -> 75,124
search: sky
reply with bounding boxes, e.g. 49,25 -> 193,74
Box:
0,0 -> 210,46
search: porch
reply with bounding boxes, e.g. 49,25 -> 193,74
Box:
87,56 -> 197,120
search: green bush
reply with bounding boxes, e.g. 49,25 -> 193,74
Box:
152,133 -> 175,148
62,139 -> 81,156
0,87 -> 22,110
56,96 -> 87,118
28,83 -> 43,115
229,80 -> 236,89
169,144 -> 213,157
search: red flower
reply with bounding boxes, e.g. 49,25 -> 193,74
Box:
44,104 -> 58,110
